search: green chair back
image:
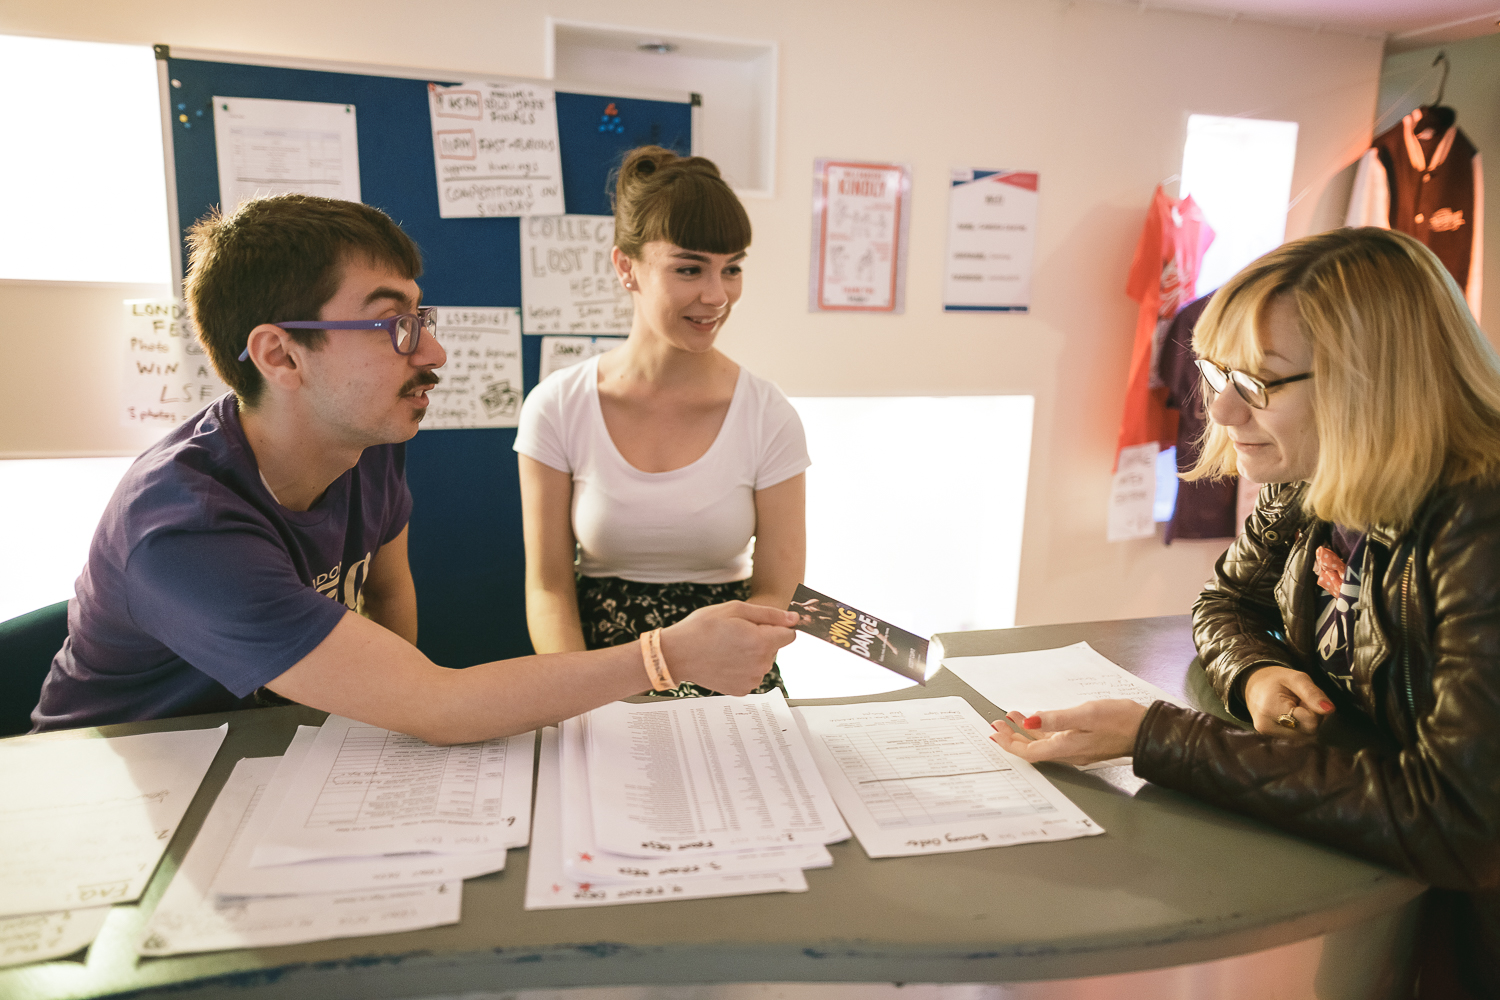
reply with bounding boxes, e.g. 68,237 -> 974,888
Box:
0,600 -> 68,737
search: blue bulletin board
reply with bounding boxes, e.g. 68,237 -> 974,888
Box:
158,48 -> 692,667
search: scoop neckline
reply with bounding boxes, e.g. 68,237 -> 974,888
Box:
587,356 -> 746,477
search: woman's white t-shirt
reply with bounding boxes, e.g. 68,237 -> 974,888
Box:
514,356 -> 810,584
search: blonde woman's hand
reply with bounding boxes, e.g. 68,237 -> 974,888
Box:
988,699 -> 1149,766
1243,665 -> 1334,736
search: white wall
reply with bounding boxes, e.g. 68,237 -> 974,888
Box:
0,0 -> 1383,627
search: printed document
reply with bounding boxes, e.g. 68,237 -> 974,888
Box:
250,716 -> 534,866
140,758 -> 460,956
213,97 -> 361,207
525,729 -> 808,909
942,642 -> 1189,768
583,693 -> 848,857
0,725 -> 226,917
793,698 -> 1103,857
211,728 -> 507,897
559,718 -> 832,883
0,907 -> 110,969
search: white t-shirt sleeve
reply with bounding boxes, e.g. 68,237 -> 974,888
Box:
514,368 -> 574,474
754,384 -> 811,490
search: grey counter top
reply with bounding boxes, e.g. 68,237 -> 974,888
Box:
1,616 -> 1425,999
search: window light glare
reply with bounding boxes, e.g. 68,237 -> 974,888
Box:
0,35 -> 171,284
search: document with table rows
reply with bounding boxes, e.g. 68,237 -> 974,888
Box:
794,697 -> 1103,857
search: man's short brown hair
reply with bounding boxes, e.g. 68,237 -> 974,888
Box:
185,194 -> 423,407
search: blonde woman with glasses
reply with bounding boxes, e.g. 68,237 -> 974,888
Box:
991,227 -> 1500,995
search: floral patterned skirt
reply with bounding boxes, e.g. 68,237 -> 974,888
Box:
575,575 -> 785,699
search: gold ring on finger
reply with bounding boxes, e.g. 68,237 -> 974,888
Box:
1276,712 -> 1298,731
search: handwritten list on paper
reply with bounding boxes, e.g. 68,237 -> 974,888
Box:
428,82 -> 565,218
121,300 -> 229,430
520,216 -> 633,335
424,307 -> 523,429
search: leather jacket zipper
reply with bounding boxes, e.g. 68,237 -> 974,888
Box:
1399,553 -> 1416,730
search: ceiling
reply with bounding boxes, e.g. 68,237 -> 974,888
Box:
1104,0 -> 1500,50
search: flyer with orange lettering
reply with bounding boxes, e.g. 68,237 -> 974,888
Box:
787,585 -> 937,684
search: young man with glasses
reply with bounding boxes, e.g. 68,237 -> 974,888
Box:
31,194 -> 797,740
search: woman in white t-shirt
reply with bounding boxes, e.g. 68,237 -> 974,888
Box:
514,146 -> 808,697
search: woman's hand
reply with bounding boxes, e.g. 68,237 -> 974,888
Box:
988,699 -> 1149,766
1242,665 -> 1334,736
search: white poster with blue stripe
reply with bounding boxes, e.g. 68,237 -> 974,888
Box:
943,169 -> 1039,313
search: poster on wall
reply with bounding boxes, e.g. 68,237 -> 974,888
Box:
120,300 -> 229,431
212,97 -> 361,208
423,308 -> 523,429
520,216 -> 633,336
427,82 -> 565,218
943,169 -> 1039,313
808,159 -> 911,313
537,336 -> 626,383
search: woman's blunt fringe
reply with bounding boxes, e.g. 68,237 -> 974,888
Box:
1185,227 -> 1500,530
611,146 -> 751,259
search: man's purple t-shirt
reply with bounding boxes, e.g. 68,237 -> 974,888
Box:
31,393 -> 412,732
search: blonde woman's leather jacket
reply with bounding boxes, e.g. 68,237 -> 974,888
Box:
1132,479 -> 1500,984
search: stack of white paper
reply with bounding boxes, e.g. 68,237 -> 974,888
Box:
139,718 -> 535,955
793,697 -> 1104,858
526,693 -> 848,909
0,725 -> 227,967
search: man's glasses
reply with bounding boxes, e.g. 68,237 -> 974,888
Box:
1195,358 -> 1313,410
238,307 -> 439,362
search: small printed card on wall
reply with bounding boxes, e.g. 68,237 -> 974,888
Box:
808,159 -> 912,313
520,216 -> 634,336
121,300 -> 229,431
943,169 -> 1039,313
537,335 -> 625,383
428,82 -> 565,218
788,585 -> 941,684
423,308 -> 523,429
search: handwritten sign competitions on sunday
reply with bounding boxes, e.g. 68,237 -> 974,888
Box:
428,82 -> 565,218
424,308 -> 523,429
944,169 -> 1040,313
521,215 -> 633,335
809,159 -> 912,313
121,300 -> 229,430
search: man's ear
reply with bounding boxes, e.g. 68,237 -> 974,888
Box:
243,324 -> 305,393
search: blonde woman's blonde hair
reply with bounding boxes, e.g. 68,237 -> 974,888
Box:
1187,227 -> 1500,530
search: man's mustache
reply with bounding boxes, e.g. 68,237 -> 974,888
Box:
401,371 -> 441,395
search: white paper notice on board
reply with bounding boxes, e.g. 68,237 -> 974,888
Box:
809,159 -> 911,313
428,81 -> 564,218
1107,442 -> 1159,541
212,97 -> 360,208
944,169 -> 1039,313
424,307 -> 523,429
520,216 -> 633,335
538,336 -> 625,383
121,300 -> 229,430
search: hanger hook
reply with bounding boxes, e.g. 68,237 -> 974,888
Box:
1432,51 -> 1450,106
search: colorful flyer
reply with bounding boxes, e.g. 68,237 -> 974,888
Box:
808,160 -> 911,313
788,585 -> 938,684
943,169 -> 1039,313
427,81 -> 564,218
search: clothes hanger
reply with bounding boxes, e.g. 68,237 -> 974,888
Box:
1414,52 -> 1456,134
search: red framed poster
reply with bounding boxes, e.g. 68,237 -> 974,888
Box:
808,159 -> 912,313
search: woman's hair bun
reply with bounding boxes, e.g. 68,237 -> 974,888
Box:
636,159 -> 657,176
611,145 -> 750,258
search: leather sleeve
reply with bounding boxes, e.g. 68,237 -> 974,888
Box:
1191,482 -> 1310,719
1137,484 -> 1500,892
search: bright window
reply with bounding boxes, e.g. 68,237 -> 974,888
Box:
0,35 -> 171,283
778,397 -> 1033,698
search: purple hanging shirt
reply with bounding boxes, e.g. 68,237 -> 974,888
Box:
31,394 -> 412,732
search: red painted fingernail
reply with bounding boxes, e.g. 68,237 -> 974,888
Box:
1320,701 -> 1334,712
1023,715 -> 1042,730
